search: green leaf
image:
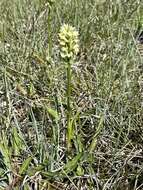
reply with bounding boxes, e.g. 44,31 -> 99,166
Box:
67,119 -> 74,151
89,116 -> 104,153
41,171 -> 59,179
63,153 -> 83,174
19,157 -> 33,175
12,127 -> 24,155
75,134 -> 83,153
47,108 -> 59,120
76,165 -> 84,176
0,139 -> 11,169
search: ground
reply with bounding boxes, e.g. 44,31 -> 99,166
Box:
0,0 -> 143,189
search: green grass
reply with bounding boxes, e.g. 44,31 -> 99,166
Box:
0,0 -> 143,189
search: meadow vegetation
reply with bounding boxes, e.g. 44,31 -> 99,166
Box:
0,0 -> 143,189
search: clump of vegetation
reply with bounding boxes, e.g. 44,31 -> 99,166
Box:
0,0 -> 143,189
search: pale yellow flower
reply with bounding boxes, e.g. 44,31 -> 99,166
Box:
59,24 -> 79,59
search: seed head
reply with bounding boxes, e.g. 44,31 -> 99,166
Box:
59,24 -> 79,59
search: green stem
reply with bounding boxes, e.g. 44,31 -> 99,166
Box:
67,58 -> 72,151
67,59 -> 72,126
